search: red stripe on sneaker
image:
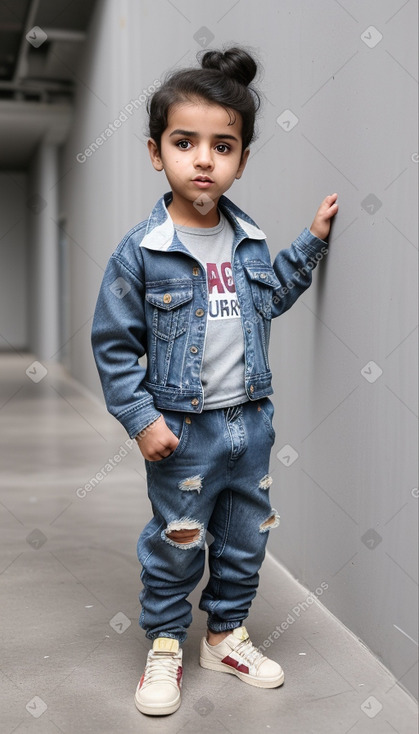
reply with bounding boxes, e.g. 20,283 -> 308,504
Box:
177,665 -> 183,687
222,655 -> 249,674
138,673 -> 145,689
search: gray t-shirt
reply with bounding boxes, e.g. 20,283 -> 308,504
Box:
175,212 -> 248,409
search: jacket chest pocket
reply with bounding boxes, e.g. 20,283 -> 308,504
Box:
244,262 -> 281,319
145,280 -> 193,341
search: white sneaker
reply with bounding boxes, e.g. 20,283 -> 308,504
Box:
135,637 -> 183,716
200,626 -> 284,688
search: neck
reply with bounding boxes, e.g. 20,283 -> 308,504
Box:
167,194 -> 220,228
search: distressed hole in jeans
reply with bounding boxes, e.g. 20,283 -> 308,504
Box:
178,474 -> 203,493
164,518 -> 205,549
259,508 -> 280,533
258,474 -> 273,490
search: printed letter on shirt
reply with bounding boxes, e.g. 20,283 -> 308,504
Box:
207,261 -> 240,320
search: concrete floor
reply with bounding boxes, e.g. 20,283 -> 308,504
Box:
0,353 -> 417,734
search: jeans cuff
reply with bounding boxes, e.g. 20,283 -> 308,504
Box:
207,620 -> 244,633
146,631 -> 186,643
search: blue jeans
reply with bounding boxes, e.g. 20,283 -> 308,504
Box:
137,398 -> 279,643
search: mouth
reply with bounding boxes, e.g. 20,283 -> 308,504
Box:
192,176 -> 214,188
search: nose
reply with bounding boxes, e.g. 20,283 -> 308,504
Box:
194,144 -> 214,170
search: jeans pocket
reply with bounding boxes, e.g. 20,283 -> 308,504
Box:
258,398 -> 276,444
149,410 -> 190,466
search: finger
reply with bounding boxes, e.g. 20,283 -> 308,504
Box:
324,194 -> 337,205
158,443 -> 176,458
326,199 -> 339,212
165,431 -> 180,452
149,449 -> 171,461
324,207 -> 338,220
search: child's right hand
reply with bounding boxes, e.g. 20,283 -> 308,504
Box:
135,415 -> 179,461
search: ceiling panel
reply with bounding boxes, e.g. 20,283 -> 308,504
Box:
0,0 -> 97,169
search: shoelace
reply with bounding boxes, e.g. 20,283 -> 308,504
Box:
143,653 -> 179,686
234,638 -> 266,669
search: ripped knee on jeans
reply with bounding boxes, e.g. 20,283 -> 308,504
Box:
163,518 -> 204,549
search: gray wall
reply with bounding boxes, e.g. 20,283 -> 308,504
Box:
59,0 -> 418,697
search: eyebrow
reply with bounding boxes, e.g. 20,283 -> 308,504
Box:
169,129 -> 239,142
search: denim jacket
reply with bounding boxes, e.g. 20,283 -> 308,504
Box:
91,192 -> 328,438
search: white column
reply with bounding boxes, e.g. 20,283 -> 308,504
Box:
27,140 -> 60,362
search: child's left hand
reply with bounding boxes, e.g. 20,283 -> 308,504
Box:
309,193 -> 339,241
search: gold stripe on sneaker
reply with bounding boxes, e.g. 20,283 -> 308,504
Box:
153,638 -> 179,653
232,627 -> 249,641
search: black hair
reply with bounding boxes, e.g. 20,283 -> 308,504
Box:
147,46 -> 261,153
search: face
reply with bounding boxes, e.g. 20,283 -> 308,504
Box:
148,99 -> 249,225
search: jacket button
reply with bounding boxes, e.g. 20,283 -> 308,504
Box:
185,416 -> 192,424
190,346 -> 198,354
195,308 -> 204,317
192,267 -> 200,276
260,273 -> 267,279
249,385 -> 254,393
191,397 -> 199,406
163,293 -> 172,304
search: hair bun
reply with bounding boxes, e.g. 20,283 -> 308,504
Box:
201,47 -> 257,87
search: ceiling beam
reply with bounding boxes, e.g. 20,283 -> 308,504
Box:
13,0 -> 41,84
41,29 -> 86,43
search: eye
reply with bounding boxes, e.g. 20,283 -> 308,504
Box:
175,140 -> 192,150
215,144 -> 230,153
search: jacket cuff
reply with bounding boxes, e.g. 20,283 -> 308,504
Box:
294,227 -> 329,257
117,401 -> 162,439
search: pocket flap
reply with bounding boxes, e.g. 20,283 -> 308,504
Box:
145,281 -> 193,310
244,262 -> 281,289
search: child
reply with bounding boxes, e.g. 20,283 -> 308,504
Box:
91,46 -> 338,716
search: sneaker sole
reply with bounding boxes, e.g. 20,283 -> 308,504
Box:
199,656 -> 284,689
134,690 -> 181,716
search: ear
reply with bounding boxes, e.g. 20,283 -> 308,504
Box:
235,147 -> 250,180
147,138 -> 164,171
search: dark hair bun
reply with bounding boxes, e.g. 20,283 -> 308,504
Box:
201,47 -> 257,87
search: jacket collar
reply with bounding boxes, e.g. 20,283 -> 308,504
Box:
141,192 -> 266,252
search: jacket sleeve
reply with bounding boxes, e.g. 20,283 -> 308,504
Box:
91,252 -> 161,438
271,227 -> 329,317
